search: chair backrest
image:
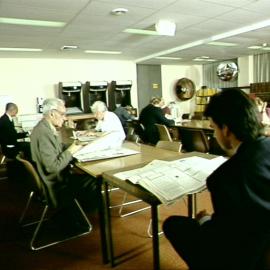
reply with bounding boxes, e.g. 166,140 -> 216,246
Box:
178,127 -> 210,153
155,124 -> 173,142
16,154 -> 46,197
156,140 -> 182,152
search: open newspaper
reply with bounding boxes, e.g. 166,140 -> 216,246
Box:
114,156 -> 227,205
73,132 -> 139,162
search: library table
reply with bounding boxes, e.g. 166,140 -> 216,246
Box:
75,141 -> 182,266
101,149 -> 214,270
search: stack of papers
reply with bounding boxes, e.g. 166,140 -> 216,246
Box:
114,156 -> 227,205
74,147 -> 139,162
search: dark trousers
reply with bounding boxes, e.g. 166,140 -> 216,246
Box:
163,215 -> 265,270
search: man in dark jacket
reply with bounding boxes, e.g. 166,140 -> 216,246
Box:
139,97 -> 175,145
0,102 -> 30,159
163,89 -> 270,270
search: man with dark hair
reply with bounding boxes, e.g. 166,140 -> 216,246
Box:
0,102 -> 30,159
163,89 -> 270,270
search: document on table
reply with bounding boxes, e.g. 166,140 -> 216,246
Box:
74,147 -> 140,162
114,156 -> 227,205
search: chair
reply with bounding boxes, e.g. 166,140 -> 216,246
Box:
178,127 -> 210,153
16,154 -> 92,250
156,140 -> 182,152
126,126 -> 140,143
155,124 -> 173,142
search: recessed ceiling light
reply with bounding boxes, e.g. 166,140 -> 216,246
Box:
84,50 -> 122,54
124,28 -> 159,35
0,17 -> 65,27
111,8 -> 128,15
155,56 -> 182,60
0,47 -> 43,52
193,58 -> 216,62
207,41 -> 237,47
248,45 -> 262,49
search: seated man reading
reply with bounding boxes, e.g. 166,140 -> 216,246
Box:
163,89 -> 270,270
30,98 -> 98,213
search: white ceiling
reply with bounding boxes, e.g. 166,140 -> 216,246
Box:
0,0 -> 270,65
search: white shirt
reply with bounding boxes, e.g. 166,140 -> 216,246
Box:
95,111 -> 125,145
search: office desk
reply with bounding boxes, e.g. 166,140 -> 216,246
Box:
102,151 -> 214,270
75,141 -> 182,265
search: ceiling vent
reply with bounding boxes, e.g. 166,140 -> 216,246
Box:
60,45 -> 78,51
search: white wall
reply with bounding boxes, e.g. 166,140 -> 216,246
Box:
161,64 -> 203,117
0,58 -> 138,115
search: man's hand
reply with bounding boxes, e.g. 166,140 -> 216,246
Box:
67,142 -> 83,155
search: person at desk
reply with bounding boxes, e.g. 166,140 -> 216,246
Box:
114,102 -> 135,134
0,102 -> 31,160
163,88 -> 270,270
89,101 -> 125,145
139,97 -> 175,145
30,98 -> 98,211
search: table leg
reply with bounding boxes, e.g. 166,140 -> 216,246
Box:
103,181 -> 115,266
187,194 -> 197,218
97,180 -> 109,264
151,204 -> 160,270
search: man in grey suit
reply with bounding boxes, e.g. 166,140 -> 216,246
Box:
30,98 -> 97,210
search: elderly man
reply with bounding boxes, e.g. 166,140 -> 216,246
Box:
90,101 -> 125,144
163,89 -> 270,270
0,102 -> 30,159
30,98 -> 97,210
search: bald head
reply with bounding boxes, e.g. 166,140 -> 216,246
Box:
5,103 -> 18,117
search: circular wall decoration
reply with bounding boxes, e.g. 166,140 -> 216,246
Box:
217,61 -> 239,81
175,78 -> 196,101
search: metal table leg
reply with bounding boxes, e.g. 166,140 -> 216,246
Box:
151,204 -> 160,270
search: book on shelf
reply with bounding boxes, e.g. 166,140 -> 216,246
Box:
114,156 -> 227,205
73,131 -> 139,162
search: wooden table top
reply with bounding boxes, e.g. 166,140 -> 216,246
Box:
174,119 -> 212,131
76,141 -> 182,178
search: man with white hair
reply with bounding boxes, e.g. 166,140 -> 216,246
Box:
30,98 -> 97,210
90,101 -> 125,144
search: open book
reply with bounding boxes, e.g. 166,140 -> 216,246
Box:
114,156 -> 227,205
72,132 -> 140,162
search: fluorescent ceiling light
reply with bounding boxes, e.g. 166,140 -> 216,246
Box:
193,58 -> 216,62
262,47 -> 270,51
155,20 -> 176,36
155,56 -> 182,60
0,17 -> 65,27
123,28 -> 159,35
0,47 -> 43,52
208,41 -> 237,46
84,50 -> 122,54
248,45 -> 262,49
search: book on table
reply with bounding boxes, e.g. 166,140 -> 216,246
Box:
114,156 -> 227,205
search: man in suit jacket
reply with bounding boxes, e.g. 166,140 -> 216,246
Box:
139,97 -> 175,145
0,102 -> 30,159
30,98 -> 97,209
163,89 -> 270,270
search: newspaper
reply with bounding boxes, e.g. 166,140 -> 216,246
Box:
114,156 -> 227,205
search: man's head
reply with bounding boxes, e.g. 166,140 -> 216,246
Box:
42,98 -> 66,128
91,101 -> 107,120
5,103 -> 18,117
204,88 -> 262,152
